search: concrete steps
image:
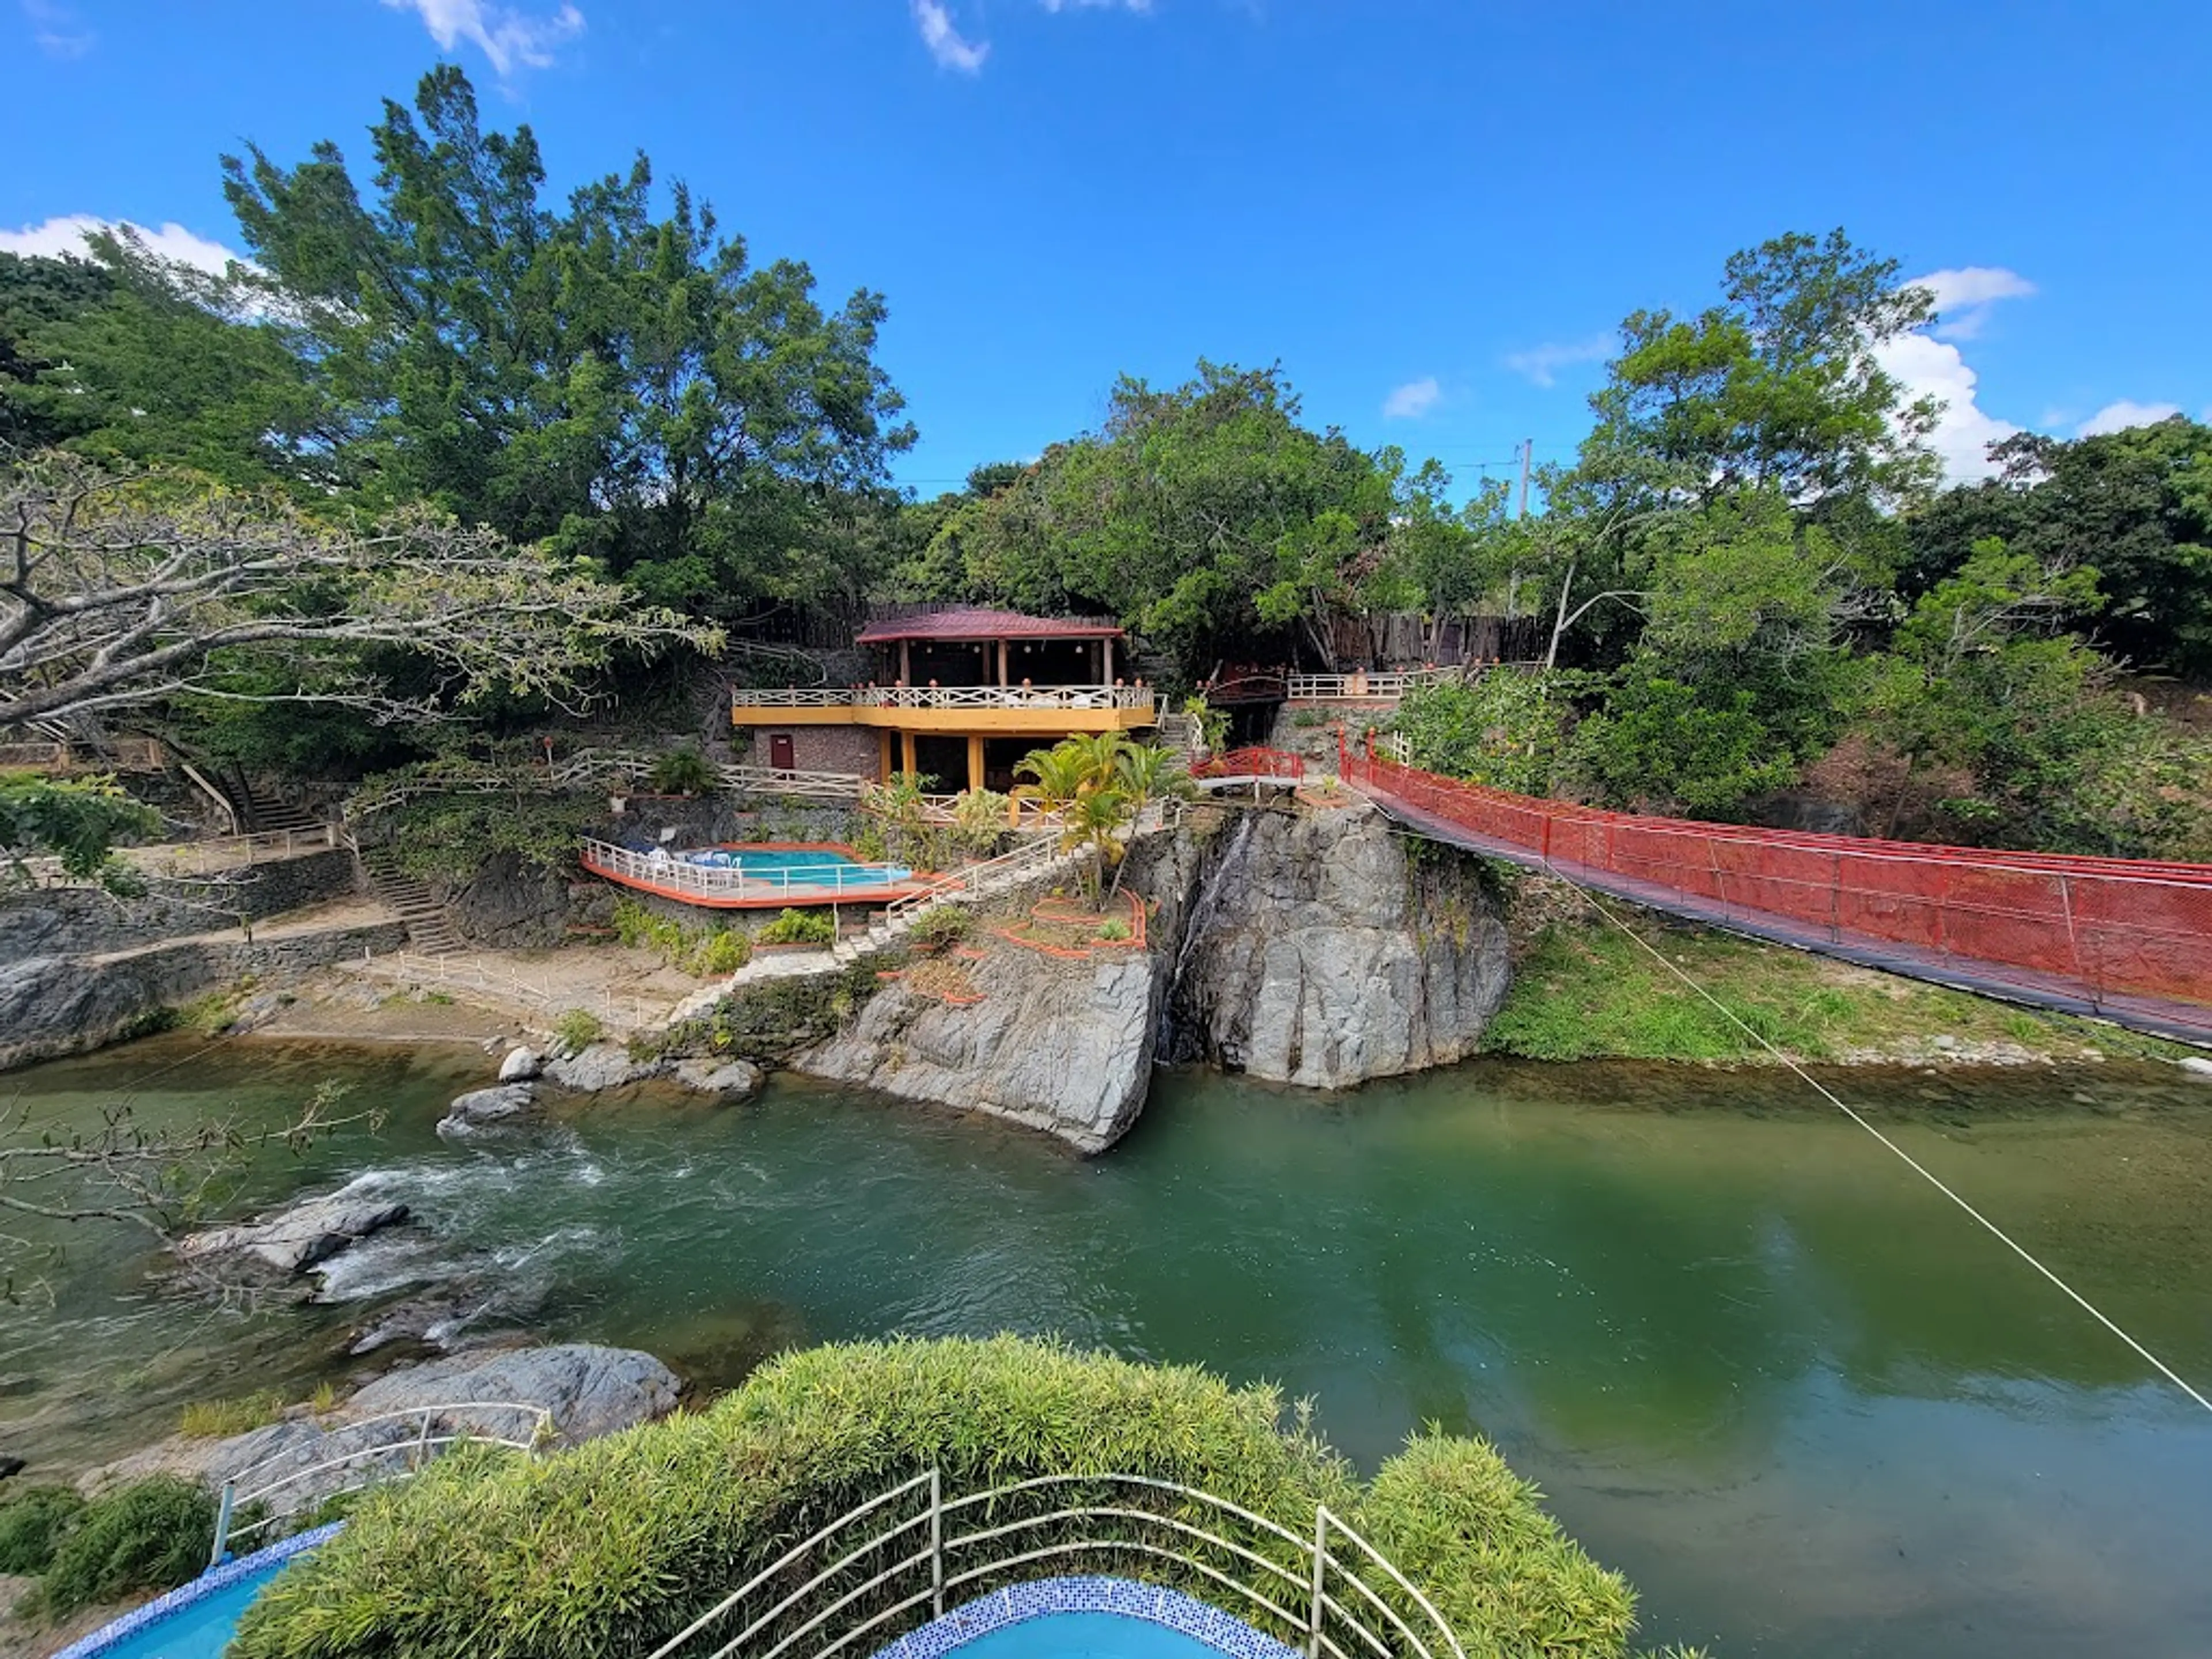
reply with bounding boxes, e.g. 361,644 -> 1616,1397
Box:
358,854 -> 462,955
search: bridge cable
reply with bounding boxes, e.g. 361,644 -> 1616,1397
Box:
1537,859 -> 2212,1419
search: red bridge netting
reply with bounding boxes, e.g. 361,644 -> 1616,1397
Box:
1341,738 -> 2212,1044
1191,747 -> 1307,781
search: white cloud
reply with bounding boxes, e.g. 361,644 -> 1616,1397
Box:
0,214 -> 247,277
1873,329 -> 2020,484
912,0 -> 988,71
1382,377 -> 1441,421
2074,399 -> 2183,438
1907,266 -> 2035,342
380,0 -> 584,78
1502,334 -> 1612,389
21,0 -> 92,57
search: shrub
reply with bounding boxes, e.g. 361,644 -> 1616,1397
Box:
231,1338 -> 1648,1659
1357,1431 -> 1635,1658
649,747 -> 716,796
684,929 -> 752,976
756,908 -> 835,946
1096,917 -> 1132,941
0,1485 -> 85,1575
180,1389 -> 284,1438
551,1008 -> 605,1053
41,1476 -> 215,1616
906,904 -> 971,952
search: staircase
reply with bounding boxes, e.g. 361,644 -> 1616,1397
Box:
664,834 -> 1094,1025
357,846 -> 463,956
236,778 -> 322,835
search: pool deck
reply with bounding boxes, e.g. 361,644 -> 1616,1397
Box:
578,839 -> 939,909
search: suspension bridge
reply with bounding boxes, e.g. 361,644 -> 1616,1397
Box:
1335,737 -> 2212,1048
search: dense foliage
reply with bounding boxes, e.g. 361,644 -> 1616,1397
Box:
29,1476 -> 215,1617
230,1336 -> 1642,1659
1,57 -> 2202,862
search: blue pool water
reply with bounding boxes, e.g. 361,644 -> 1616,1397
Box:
935,1612 -> 1240,1659
676,846 -> 915,886
79,1562 -> 291,1659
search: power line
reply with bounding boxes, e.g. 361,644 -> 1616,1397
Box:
1543,870 -> 2212,1419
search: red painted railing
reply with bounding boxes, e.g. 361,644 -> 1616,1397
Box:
1342,737 -> 2212,1029
1192,747 -> 1307,782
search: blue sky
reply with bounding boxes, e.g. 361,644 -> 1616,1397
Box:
5,0 -> 2207,499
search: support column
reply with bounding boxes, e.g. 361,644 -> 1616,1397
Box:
900,731 -> 917,777
879,730 -> 895,782
1103,636 -> 1114,683
899,640 -> 912,684
966,734 -> 985,794
998,640 -> 1009,686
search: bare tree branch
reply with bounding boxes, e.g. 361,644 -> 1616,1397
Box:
0,453 -> 723,732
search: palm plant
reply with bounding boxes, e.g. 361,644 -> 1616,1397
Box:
1014,737 -> 1135,906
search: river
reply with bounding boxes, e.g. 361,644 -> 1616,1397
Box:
4,1036 -> 2209,1657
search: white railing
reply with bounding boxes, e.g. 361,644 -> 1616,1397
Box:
714,764 -> 870,800
366,950 -> 672,1027
732,684 -> 1156,715
579,840 -> 924,903
210,1402 -> 551,1563
1285,668 -> 1457,702
882,834 -> 1063,921
641,1469 -> 1465,1659
13,825 -> 338,889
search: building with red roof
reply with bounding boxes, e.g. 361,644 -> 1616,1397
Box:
731,608 -> 1156,793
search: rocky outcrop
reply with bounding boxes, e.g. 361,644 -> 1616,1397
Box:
437,1083 -> 539,1137
798,946 -> 1161,1153
175,1188 -> 411,1284
89,1344 -> 680,1519
672,1056 -> 764,1099
544,1041 -> 665,1092
1166,802 -> 1509,1088
498,1045 -> 541,1082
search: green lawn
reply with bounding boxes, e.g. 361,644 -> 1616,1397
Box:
1482,908 -> 2195,1065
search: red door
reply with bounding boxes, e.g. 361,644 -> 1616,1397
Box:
768,733 -> 796,772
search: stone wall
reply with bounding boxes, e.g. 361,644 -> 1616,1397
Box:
733,724 -> 882,779
0,848 -> 359,967
0,918 -> 410,1071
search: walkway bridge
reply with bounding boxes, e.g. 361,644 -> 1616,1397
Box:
1339,740 -> 2212,1047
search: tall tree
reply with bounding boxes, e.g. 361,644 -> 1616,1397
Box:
219,66 -> 914,612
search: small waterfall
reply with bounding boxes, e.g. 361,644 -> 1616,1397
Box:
1157,812 -> 1257,1063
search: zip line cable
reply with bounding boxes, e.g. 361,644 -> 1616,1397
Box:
1535,862 -> 2212,1419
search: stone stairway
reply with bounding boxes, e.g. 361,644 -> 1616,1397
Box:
357,849 -> 463,955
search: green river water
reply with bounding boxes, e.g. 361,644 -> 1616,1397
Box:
4,1036 -> 2210,1657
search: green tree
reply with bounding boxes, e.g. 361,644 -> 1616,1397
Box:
0,772 -> 164,893
1903,416 -> 2212,676
219,66 -> 914,613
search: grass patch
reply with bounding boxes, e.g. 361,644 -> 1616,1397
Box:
0,1486 -> 85,1575
230,1336 -> 1646,1659
179,1389 -> 285,1438
550,1007 -> 605,1054
611,896 -> 752,976
1482,909 -> 2193,1064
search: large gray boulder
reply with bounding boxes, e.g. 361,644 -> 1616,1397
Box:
175,1186 -> 410,1283
672,1056 -> 765,1100
498,1046 -> 541,1082
437,1082 -> 537,1137
544,1041 -> 665,1092
799,949 -> 1158,1154
91,1344 -> 680,1521
1167,802 -> 1510,1088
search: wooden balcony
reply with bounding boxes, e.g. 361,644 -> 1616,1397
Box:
730,683 -> 1156,732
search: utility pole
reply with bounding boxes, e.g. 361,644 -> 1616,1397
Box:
1517,439 -> 1533,520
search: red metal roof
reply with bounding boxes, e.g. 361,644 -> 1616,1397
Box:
856,608 -> 1124,645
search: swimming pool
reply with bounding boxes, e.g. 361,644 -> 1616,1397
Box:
676,844 -> 915,889
54,1525 -> 340,1659
869,1578 -> 1302,1659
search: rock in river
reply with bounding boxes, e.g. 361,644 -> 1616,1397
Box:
175,1187 -> 409,1283
672,1056 -> 764,1100
544,1041 -> 666,1092
497,1044 -> 541,1082
437,1082 -> 537,1137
